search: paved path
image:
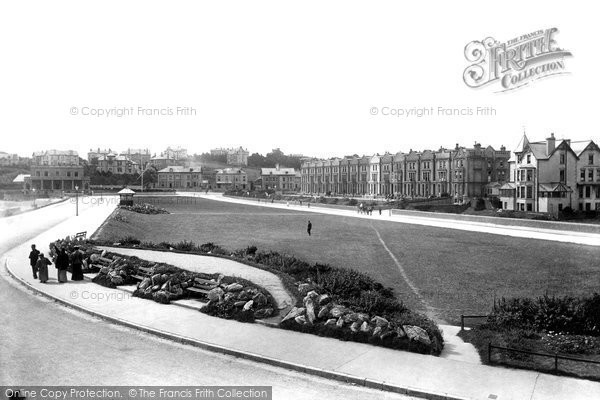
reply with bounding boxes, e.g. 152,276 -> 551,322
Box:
96,246 -> 295,310
4,195 -> 600,399
181,192 -> 600,246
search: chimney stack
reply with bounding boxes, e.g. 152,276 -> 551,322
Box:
546,133 -> 556,154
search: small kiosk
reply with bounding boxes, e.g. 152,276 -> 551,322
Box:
118,187 -> 135,206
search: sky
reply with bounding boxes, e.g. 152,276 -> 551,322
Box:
0,1 -> 597,159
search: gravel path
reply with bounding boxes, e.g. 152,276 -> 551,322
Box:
97,246 -> 295,310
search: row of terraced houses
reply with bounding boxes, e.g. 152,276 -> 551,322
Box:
301,142 -> 511,200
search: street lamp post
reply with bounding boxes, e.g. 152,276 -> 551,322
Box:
75,185 -> 79,216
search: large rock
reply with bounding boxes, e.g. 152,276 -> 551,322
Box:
372,326 -> 382,337
324,318 -> 337,326
371,316 -> 389,328
360,321 -> 371,333
295,315 -> 307,325
330,306 -> 346,318
224,292 -> 236,302
396,326 -> 407,339
281,307 -> 306,323
305,298 -> 317,324
234,301 -> 247,308
350,321 -> 361,332
226,283 -> 244,292
403,325 -> 431,346
336,317 -> 344,328
343,312 -> 359,323
243,300 -> 254,311
356,313 -> 370,322
207,287 -> 225,302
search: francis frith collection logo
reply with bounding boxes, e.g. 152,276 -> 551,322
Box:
463,28 -> 572,92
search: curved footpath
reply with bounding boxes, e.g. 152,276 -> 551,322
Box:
95,246 -> 295,311
180,192 -> 600,246
3,195 -> 600,400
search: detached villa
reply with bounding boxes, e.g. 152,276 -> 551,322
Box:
500,133 -> 600,215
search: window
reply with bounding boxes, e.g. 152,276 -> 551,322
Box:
74,172 -> 79,177
586,186 -> 591,198
527,154 -> 531,163
559,169 -> 565,183
527,203 -> 532,211
44,171 -> 49,177
581,169 -> 586,181
526,170 -> 532,181
579,186 -> 584,198
589,154 -> 594,165
67,171 -> 71,177
589,169 -> 594,182
560,153 -> 565,164
526,186 -> 533,199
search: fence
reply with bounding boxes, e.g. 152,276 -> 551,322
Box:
488,343 -> 600,374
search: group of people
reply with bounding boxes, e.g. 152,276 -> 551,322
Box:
28,243 -> 85,284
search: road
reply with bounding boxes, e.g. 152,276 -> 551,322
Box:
0,198 -> 413,399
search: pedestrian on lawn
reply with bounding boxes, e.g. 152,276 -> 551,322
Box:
54,245 -> 69,283
379,207 -> 382,215
70,246 -> 85,281
36,253 -> 52,283
307,220 -> 312,236
28,244 -> 40,279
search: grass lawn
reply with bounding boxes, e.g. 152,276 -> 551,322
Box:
94,196 -> 600,323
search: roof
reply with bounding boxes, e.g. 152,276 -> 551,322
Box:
569,140 -> 596,156
500,182 -> 517,189
216,168 -> 246,174
117,188 -> 135,194
13,174 -> 30,183
157,166 -> 202,173
261,167 -> 297,175
538,182 -> 573,192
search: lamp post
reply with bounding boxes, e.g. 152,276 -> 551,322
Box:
32,188 -> 36,208
75,185 -> 79,216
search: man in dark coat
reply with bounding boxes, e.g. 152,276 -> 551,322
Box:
307,220 -> 312,236
28,244 -> 40,279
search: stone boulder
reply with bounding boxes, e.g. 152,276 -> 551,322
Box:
317,303 -> 332,319
330,306 -> 346,319
324,318 -> 337,326
372,326 -> 382,337
336,317 -> 344,328
305,298 -> 317,324
226,283 -> 244,292
403,325 -> 431,346
360,321 -> 371,333
371,316 -> 389,328
281,307 -> 306,323
356,313 -> 370,322
234,301 -> 246,307
343,312 -> 359,323
243,300 -> 254,311
350,321 -> 361,333
295,315 -> 307,325
207,287 -> 224,302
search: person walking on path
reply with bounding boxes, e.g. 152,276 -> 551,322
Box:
28,244 -> 40,279
36,253 -> 52,283
70,246 -> 85,281
307,220 -> 312,236
53,245 -> 69,283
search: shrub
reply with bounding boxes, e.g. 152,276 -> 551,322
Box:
474,197 -> 486,211
348,199 -> 358,206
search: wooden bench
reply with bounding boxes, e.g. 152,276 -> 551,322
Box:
186,277 -> 220,297
131,266 -> 154,282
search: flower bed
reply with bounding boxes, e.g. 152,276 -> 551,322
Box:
92,237 -> 444,355
121,203 -> 169,214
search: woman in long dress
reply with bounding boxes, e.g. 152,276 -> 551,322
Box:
54,245 -> 68,283
36,253 -> 52,283
70,247 -> 84,281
